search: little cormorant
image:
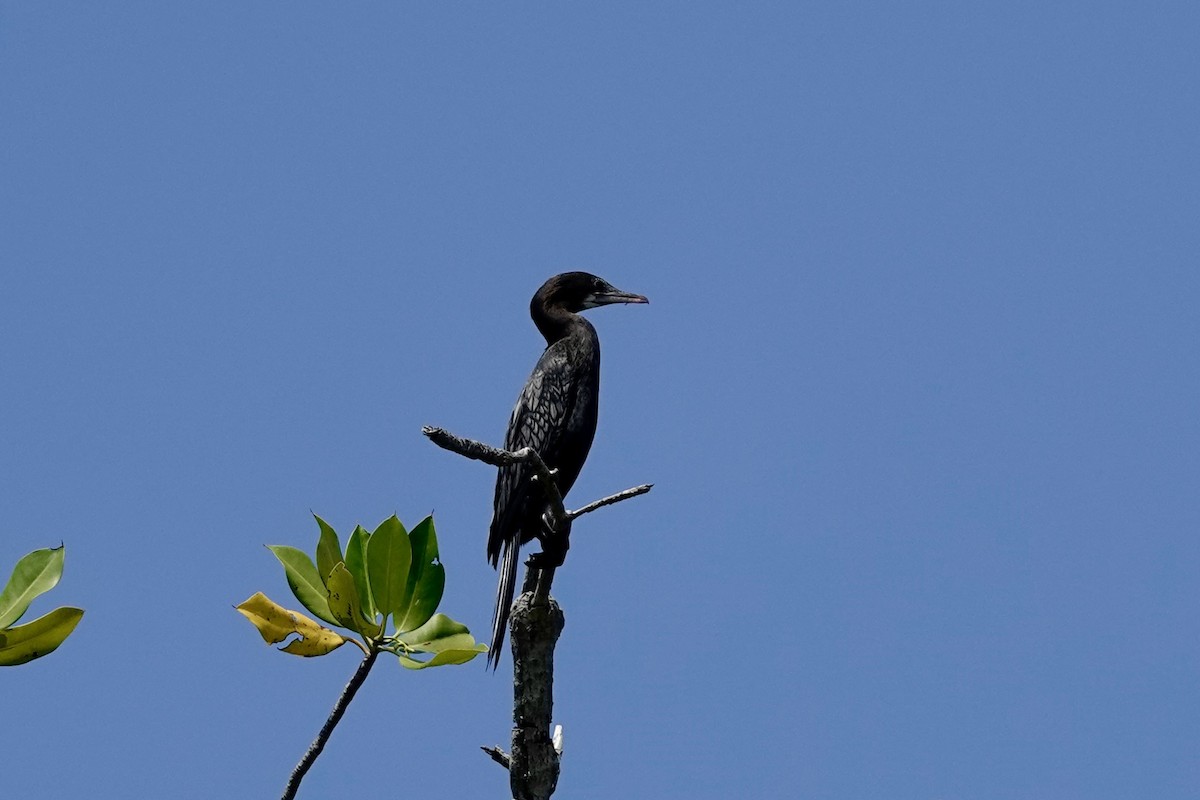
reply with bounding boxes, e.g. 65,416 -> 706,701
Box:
487,272 -> 648,669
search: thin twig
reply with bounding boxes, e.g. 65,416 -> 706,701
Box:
343,636 -> 371,656
281,649 -> 379,800
568,483 -> 653,520
481,745 -> 512,769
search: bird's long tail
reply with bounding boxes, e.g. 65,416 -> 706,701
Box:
488,537 -> 520,670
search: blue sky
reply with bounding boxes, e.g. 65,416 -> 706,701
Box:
2,3 -> 1198,798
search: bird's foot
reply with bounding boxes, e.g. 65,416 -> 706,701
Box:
528,549 -> 566,570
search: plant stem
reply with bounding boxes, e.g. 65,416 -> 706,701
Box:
281,648 -> 379,800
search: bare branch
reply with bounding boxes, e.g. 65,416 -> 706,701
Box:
423,426 -> 653,533
567,483 -> 653,520
424,424 -> 652,800
423,426 -> 566,529
481,745 -> 512,770
422,426 -> 520,467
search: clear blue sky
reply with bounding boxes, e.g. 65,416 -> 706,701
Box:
3,3 -> 1197,798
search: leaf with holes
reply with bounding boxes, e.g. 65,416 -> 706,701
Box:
327,563 -> 380,637
236,592 -> 346,657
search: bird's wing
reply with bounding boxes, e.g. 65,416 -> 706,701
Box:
487,344 -> 577,565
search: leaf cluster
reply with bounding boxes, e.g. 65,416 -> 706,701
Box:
0,546 -> 84,666
237,515 -> 485,668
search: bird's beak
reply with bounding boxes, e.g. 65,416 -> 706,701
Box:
588,288 -> 649,307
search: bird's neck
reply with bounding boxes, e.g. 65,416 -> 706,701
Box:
532,303 -> 594,346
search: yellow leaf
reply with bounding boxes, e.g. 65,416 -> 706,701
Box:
236,592 -> 346,657
326,564 -> 381,637
0,606 -> 84,666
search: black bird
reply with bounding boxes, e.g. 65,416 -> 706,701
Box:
487,272 -> 648,669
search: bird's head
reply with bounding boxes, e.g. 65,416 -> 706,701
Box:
536,271 -> 649,313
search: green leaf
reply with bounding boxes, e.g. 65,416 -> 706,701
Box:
235,592 -> 346,657
395,613 -> 480,654
344,525 -> 376,622
394,516 -> 445,633
0,546 -> 66,629
267,545 -> 338,627
392,612 -> 487,669
367,516 -> 411,627
313,515 -> 342,588
398,647 -> 485,670
0,606 -> 84,666
326,563 -> 380,638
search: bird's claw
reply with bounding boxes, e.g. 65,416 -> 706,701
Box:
530,468 -> 559,483
528,549 -> 566,569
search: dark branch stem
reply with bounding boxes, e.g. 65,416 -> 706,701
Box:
481,745 -> 512,769
281,649 -> 379,800
424,425 -> 651,800
423,425 -> 567,529
509,591 -> 564,800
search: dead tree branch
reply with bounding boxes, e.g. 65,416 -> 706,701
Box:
481,745 -> 512,770
568,483 -> 653,520
423,425 -> 651,799
422,426 -> 567,530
